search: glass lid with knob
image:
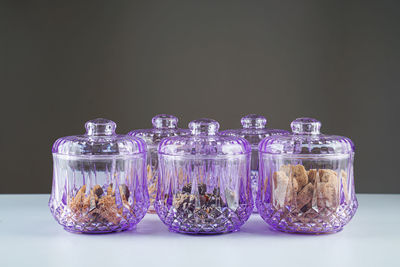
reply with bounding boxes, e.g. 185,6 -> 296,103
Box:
258,117 -> 355,155
220,114 -> 289,148
128,114 -> 189,146
52,118 -> 146,156
158,118 -> 251,157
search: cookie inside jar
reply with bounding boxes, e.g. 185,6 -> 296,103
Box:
156,118 -> 253,234
68,183 -> 131,226
271,164 -> 350,213
50,118 -> 149,233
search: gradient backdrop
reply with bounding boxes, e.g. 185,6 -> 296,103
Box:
2,1 -> 399,193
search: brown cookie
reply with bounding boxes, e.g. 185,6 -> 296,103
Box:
307,169 -> 318,184
297,183 -> 314,209
319,169 -> 337,184
272,171 -> 290,208
279,164 -> 292,175
341,170 -> 349,203
292,177 -> 299,192
273,171 -> 288,190
292,165 -> 309,189
322,182 -> 338,208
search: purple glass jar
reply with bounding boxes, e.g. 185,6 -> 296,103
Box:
155,118 -> 253,234
49,118 -> 149,233
257,117 -> 358,234
128,114 -> 188,214
220,114 -> 289,212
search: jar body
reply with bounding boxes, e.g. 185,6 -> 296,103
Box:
155,154 -> 253,234
145,145 -> 159,214
49,154 -> 149,233
257,153 -> 357,233
250,148 -> 260,212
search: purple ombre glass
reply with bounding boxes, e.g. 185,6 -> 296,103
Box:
220,114 -> 289,212
155,118 -> 253,234
128,114 -> 189,214
49,118 -> 149,233
257,117 -> 358,234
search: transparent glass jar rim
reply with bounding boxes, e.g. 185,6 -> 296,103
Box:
258,152 -> 353,159
52,152 -> 146,160
158,152 -> 251,160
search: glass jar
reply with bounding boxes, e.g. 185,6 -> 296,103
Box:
49,118 -> 149,233
257,117 -> 358,234
220,114 -> 289,212
156,118 -> 253,234
128,114 -> 188,214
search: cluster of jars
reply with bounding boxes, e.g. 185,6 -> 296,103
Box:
49,114 -> 358,234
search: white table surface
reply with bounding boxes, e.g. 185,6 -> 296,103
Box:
0,194 -> 399,267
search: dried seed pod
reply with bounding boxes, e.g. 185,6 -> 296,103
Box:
182,183 -> 192,194
97,195 -> 121,225
173,193 -> 185,209
89,189 -> 96,211
199,195 -> 207,206
107,183 -> 113,196
119,184 -> 130,200
147,164 -> 152,180
93,185 -> 104,197
69,185 -> 87,213
213,187 -> 220,196
198,183 -> 207,195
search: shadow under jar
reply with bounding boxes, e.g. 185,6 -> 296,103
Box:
220,114 -> 289,213
257,118 -> 358,234
155,118 -> 253,234
49,118 -> 149,233
128,114 -> 189,214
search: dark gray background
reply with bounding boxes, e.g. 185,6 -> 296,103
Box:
2,1 -> 399,194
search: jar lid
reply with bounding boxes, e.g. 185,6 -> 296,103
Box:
219,114 -> 289,148
128,114 -> 189,146
259,117 -> 354,155
159,118 -> 251,157
52,118 -> 147,156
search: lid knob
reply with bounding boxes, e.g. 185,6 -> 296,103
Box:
85,118 -> 116,136
152,114 -> 178,129
241,114 -> 267,129
189,118 -> 219,135
291,117 -> 321,135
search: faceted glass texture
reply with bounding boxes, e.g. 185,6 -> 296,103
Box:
128,114 -> 188,213
155,118 -> 253,234
257,117 -> 358,234
220,114 -> 289,212
49,118 -> 149,233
